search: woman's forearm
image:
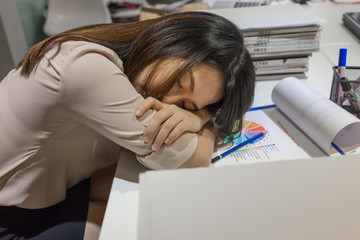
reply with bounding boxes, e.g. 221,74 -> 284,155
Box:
192,108 -> 213,127
178,121 -> 215,168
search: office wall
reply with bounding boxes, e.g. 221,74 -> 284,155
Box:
16,0 -> 48,48
0,16 -> 14,80
0,0 -> 48,80
0,1 -> 28,80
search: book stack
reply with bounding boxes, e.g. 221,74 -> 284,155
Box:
204,4 -> 325,81
243,24 -> 321,80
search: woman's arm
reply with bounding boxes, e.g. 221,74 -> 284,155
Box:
135,97 -> 212,150
136,97 -> 216,168
61,48 -> 209,169
178,121 -> 215,168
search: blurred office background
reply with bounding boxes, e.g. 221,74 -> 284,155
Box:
0,0 -> 116,80
0,0 -> 48,80
0,0 -> 288,80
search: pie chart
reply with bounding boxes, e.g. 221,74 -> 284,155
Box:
230,120 -> 267,144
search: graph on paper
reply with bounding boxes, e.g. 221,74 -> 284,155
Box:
232,120 -> 267,145
214,109 -> 310,166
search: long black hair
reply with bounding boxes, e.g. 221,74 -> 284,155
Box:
17,11 -> 255,142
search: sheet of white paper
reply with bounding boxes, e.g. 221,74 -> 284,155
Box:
138,155 -> 360,240
271,77 -> 360,154
214,109 -> 310,166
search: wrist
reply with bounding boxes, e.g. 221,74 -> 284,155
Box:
194,108 -> 212,126
200,121 -> 215,141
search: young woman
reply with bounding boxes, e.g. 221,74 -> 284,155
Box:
0,11 -> 255,240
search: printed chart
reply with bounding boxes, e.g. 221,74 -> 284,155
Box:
214,109 -> 310,166
232,144 -> 279,161
232,120 -> 267,145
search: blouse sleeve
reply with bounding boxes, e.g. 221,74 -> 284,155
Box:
58,47 -> 198,170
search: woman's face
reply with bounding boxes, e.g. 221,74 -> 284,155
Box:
134,59 -> 224,111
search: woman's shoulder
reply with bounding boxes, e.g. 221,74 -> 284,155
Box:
46,40 -> 124,72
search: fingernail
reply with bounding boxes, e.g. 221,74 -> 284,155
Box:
143,135 -> 150,143
165,138 -> 170,144
135,108 -> 142,116
152,143 -> 159,150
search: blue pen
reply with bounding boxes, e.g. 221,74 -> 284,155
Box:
211,132 -> 265,163
331,142 -> 345,155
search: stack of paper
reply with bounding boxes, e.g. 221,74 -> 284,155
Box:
203,4 -> 326,81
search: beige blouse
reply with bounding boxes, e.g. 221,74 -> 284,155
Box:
0,41 -> 198,209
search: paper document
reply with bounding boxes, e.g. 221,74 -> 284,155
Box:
214,109 -> 311,166
214,77 -> 360,166
138,155 -> 360,240
272,77 -> 360,154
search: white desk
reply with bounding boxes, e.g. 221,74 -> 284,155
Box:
99,149 -> 146,240
99,2 -> 360,239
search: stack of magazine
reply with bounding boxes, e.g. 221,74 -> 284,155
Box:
204,4 -> 325,81
244,25 -> 321,80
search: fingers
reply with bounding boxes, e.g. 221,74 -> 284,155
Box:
135,97 -> 163,117
151,116 -> 183,150
135,98 -> 203,151
143,106 -> 175,144
164,125 -> 184,145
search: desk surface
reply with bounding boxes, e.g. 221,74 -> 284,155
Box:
99,2 -> 360,239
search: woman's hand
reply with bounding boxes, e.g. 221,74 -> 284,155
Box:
135,97 -> 212,150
